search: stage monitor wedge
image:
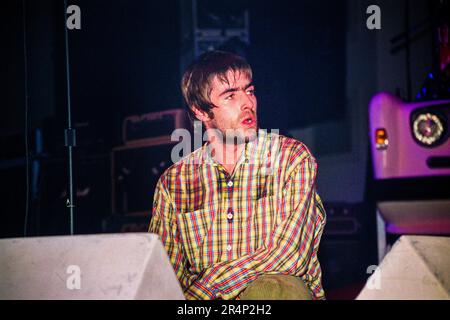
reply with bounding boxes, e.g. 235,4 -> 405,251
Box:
0,233 -> 185,300
357,235 -> 450,300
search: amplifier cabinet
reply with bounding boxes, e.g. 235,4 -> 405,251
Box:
122,109 -> 189,146
111,140 -> 177,217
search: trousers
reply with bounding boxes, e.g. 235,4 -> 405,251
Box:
238,274 -> 313,300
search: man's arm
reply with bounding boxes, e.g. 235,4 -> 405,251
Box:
186,154 -> 326,300
148,178 -> 200,297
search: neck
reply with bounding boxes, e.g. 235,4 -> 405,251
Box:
207,133 -> 245,174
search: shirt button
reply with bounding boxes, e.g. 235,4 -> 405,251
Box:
227,181 -> 233,187
227,213 -> 234,220
226,245 -> 232,251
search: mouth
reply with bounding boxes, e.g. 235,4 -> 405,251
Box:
241,115 -> 256,127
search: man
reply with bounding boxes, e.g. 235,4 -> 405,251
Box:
149,50 -> 326,300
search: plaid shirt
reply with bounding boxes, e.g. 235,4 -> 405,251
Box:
149,130 -> 326,300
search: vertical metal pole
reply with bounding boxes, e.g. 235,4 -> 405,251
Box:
63,0 -> 75,235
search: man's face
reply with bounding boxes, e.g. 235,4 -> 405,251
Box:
202,69 -> 258,144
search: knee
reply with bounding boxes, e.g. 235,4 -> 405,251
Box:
238,275 -> 312,300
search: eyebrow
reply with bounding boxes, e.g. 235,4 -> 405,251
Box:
219,82 -> 254,97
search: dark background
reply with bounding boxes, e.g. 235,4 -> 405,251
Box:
1,0 -> 348,236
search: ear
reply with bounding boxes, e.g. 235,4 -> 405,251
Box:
191,105 -> 212,123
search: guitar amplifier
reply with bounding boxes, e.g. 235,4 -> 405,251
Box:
111,140 -> 178,216
122,109 -> 189,146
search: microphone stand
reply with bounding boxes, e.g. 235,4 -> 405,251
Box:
63,0 -> 75,235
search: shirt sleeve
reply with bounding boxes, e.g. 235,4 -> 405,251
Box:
185,154 -> 327,300
148,178 -> 204,299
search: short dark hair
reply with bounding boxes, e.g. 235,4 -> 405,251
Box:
181,50 -> 252,121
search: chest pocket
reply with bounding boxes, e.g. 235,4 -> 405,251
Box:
251,194 -> 278,251
176,209 -> 212,270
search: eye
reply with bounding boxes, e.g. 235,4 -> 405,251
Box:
246,88 -> 255,95
225,94 -> 234,100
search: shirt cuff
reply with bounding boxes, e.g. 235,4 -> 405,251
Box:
184,280 -> 220,300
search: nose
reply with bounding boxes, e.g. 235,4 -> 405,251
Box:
240,91 -> 256,112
